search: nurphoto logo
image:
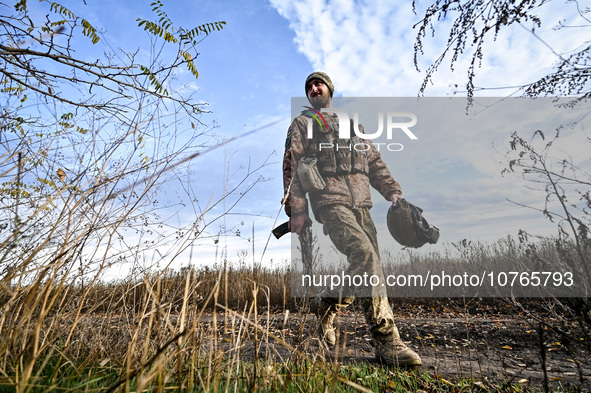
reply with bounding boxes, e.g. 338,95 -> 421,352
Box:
304,107 -> 418,152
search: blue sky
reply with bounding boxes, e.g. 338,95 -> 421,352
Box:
43,0 -> 591,273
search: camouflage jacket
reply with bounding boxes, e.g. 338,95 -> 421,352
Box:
282,112 -> 402,220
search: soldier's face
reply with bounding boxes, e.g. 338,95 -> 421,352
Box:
307,79 -> 331,109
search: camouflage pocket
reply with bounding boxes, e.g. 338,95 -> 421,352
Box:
297,156 -> 326,193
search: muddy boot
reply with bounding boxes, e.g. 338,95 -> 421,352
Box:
374,338 -> 422,367
309,297 -> 336,346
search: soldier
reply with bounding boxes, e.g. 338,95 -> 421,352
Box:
282,71 -> 421,367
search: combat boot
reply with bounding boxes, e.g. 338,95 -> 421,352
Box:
309,297 -> 336,346
374,338 -> 422,367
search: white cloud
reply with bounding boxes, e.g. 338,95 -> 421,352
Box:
270,0 -> 588,96
268,0 -> 590,247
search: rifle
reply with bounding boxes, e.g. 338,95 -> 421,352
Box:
272,222 -> 314,278
271,221 -> 289,239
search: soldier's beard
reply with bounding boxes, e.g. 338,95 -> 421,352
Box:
309,95 -> 331,110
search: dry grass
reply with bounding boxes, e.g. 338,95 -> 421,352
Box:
0,263 -> 426,392
1,235 -> 589,391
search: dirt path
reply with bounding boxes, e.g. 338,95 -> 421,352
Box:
196,311 -> 591,390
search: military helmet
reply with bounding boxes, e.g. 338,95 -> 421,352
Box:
387,199 -> 440,248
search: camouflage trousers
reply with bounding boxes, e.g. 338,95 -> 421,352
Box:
316,205 -> 400,342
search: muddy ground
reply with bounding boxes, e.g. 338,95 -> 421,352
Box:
196,305 -> 591,391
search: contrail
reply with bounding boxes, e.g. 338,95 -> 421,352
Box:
115,118 -> 284,195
